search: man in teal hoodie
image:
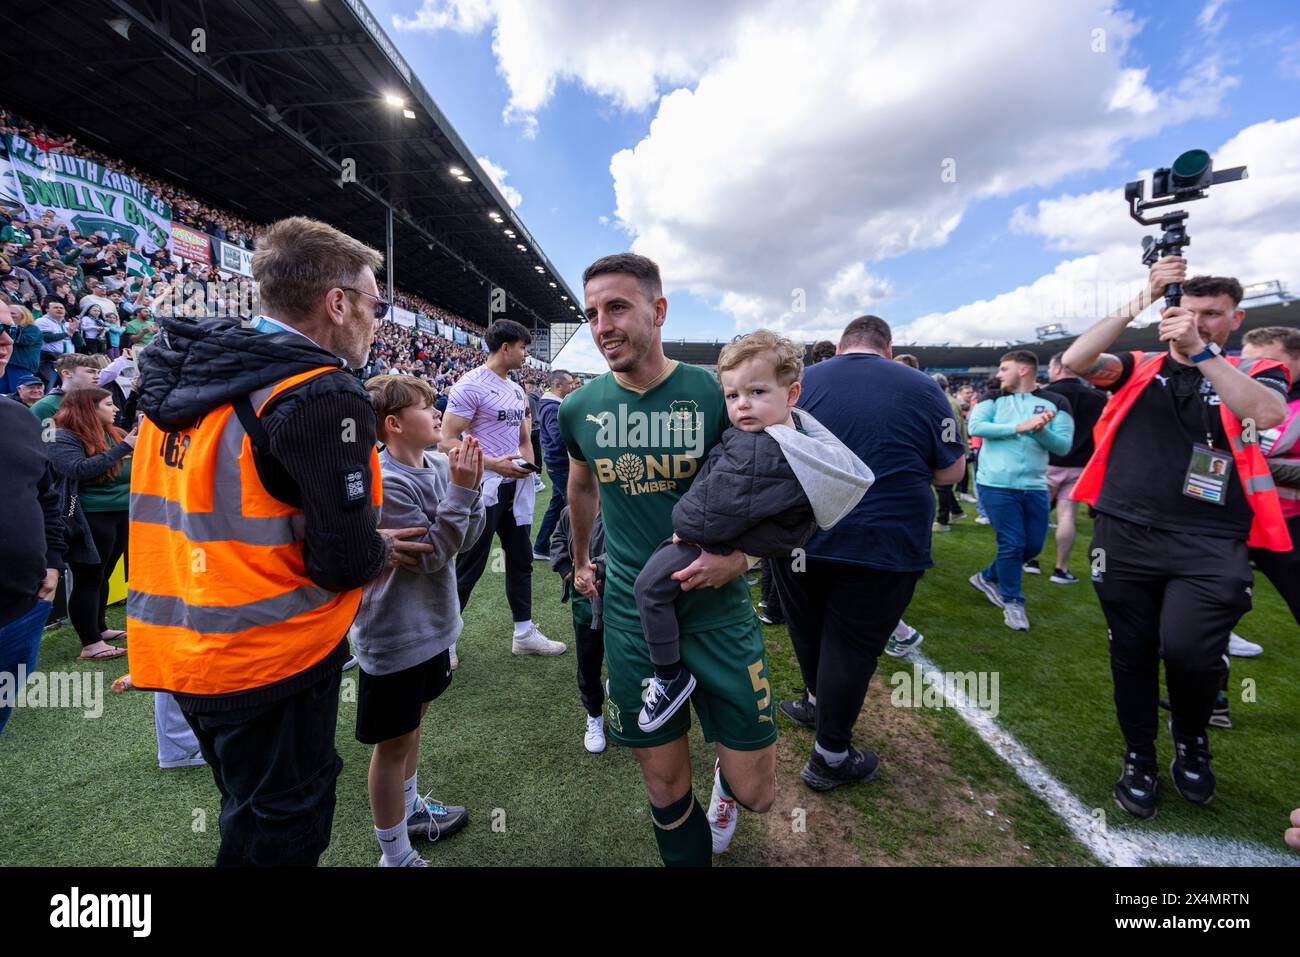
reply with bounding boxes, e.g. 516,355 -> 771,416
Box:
968,350 -> 1074,631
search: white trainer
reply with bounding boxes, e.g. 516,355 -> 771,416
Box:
1227,632 -> 1263,657
584,714 -> 606,753
378,848 -> 428,867
706,761 -> 739,853
512,624 -> 567,656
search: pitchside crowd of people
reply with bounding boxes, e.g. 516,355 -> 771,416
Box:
2,211 -> 1298,867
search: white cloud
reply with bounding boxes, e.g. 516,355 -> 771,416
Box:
605,0 -> 1228,338
474,155 -> 522,208
393,0 -> 751,126
1197,0 -> 1232,36
899,115 -> 1300,344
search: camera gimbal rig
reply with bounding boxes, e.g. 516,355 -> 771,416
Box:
1125,149 -> 1247,307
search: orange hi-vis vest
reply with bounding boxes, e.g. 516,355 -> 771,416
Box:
1073,350 -> 1293,552
126,367 -> 383,696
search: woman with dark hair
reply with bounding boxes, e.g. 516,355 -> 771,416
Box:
48,387 -> 136,660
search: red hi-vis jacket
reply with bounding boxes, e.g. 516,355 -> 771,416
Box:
1072,350 -> 1293,552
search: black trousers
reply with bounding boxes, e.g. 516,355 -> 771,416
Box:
956,454 -> 972,495
773,557 -> 922,753
760,559 -> 784,623
574,621 -> 606,718
67,509 -> 128,648
934,485 -> 962,524
183,669 -> 343,867
1250,514 -> 1300,624
455,479 -> 533,621
1090,514 -> 1251,757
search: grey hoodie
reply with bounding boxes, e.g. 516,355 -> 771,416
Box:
351,448 -> 487,675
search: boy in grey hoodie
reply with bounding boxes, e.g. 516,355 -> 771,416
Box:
353,375 -> 487,867
634,331 -> 874,735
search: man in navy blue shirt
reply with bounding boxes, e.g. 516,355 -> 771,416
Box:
772,315 -> 966,790
532,369 -> 578,558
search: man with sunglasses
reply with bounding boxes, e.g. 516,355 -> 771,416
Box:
128,217 -> 434,866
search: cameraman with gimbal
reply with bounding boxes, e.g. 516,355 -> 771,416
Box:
1063,256 -> 1291,821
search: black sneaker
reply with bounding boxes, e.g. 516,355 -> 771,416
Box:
801,746 -> 879,791
1113,752 -> 1158,820
1049,568 -> 1078,584
1160,698 -> 1232,730
1170,730 -> 1216,805
778,697 -> 816,729
637,669 -> 697,732
1022,559 -> 1041,575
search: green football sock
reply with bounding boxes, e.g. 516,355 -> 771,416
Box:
650,791 -> 711,868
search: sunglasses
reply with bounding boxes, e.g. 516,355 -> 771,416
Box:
340,286 -> 389,320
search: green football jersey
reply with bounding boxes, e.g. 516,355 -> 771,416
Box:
559,360 -> 753,635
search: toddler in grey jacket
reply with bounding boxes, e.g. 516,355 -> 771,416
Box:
634,331 -> 873,735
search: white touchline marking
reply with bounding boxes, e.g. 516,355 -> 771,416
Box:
909,650 -> 1299,867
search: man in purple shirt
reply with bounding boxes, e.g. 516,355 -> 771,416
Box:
439,319 -> 565,661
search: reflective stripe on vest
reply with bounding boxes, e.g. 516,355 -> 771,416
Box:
1073,350 -> 1292,552
126,366 -> 383,696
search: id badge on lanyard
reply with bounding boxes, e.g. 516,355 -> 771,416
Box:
1183,443 -> 1233,505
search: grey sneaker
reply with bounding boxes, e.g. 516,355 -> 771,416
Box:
969,572 -> 1004,609
1003,602 -> 1030,631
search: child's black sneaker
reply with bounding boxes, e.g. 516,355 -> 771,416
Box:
638,669 -> 697,732
1113,751 -> 1158,820
800,746 -> 879,792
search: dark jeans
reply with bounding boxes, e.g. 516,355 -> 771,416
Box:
456,479 -> 533,621
183,669 -> 343,866
0,599 -> 52,736
976,484 -> 1048,605
773,557 -> 922,753
37,355 -> 58,391
67,509 -> 128,648
574,620 -> 606,718
533,463 -> 568,555
633,541 -> 700,668
1091,514 -> 1250,757
1250,515 -> 1300,624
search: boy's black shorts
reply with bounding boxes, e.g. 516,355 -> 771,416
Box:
355,649 -> 454,744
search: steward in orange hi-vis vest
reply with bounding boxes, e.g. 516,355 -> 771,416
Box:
1073,350 -> 1292,552
126,317 -> 383,702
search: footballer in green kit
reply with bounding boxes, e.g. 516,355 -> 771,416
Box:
561,253 -> 776,867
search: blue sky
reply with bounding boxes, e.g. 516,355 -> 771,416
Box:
363,0 -> 1300,370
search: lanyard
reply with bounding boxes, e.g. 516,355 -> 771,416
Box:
1162,365 -> 1218,450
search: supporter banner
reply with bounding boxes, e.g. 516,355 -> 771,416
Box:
3,133 -> 171,253
0,141 -> 21,210
453,328 -> 468,345
215,239 -> 254,277
468,334 -> 480,349
437,321 -> 453,339
391,306 -> 417,329
416,315 -> 439,334
171,223 -> 210,263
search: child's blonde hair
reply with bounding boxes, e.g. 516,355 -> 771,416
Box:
717,329 -> 803,386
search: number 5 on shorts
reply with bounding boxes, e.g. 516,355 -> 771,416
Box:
748,660 -> 771,713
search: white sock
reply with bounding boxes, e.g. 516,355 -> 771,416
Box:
404,773 -> 419,815
376,819 -> 412,866
513,620 -> 533,637
815,742 -> 847,767
891,620 -> 912,641
806,692 -> 817,706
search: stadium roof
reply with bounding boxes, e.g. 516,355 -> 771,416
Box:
0,0 -> 583,357
663,298 -> 1299,371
